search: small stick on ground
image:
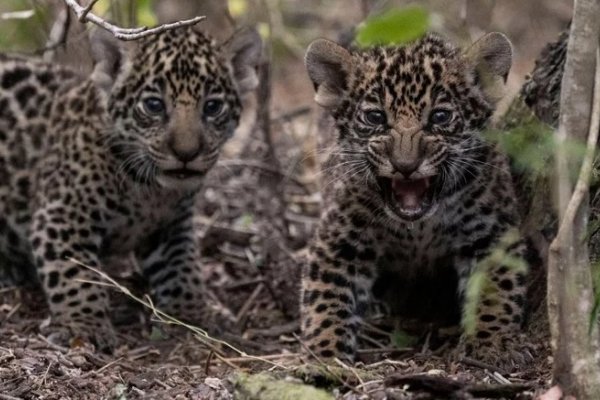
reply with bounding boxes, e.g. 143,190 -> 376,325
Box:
458,356 -> 508,376
235,282 -> 264,329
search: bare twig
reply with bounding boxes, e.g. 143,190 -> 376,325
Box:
0,286 -> 17,294
458,356 -> 508,376
62,0 -> 204,40
68,257 -> 288,369
79,357 -> 124,378
235,282 -> 264,328
221,352 -> 300,364
554,50 -> 600,236
42,4 -> 71,61
271,106 -> 311,123
216,159 -> 307,189
1,302 -> 21,324
0,394 -> 24,400
385,373 -> 533,399
0,10 -> 35,20
245,320 -> 299,338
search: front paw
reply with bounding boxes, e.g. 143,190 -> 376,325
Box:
42,315 -> 117,353
457,332 -> 536,371
159,296 -> 236,334
301,331 -> 356,363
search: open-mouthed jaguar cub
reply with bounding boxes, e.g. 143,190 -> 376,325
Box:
301,32 -> 529,367
0,26 -> 261,350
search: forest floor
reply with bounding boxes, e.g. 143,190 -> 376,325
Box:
0,1 -> 573,398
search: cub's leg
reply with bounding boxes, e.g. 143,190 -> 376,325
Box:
137,199 -> 232,331
458,229 -> 529,366
301,209 -> 380,362
30,206 -> 115,351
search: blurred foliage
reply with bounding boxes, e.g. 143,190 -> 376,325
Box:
391,329 -> 418,348
0,0 -> 52,51
462,229 -> 527,336
0,0 -> 159,52
229,0 -> 248,18
591,261 -> 600,334
485,122 -> 554,176
93,0 -> 156,27
355,5 -> 429,47
135,0 -> 157,27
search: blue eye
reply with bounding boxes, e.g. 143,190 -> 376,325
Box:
429,109 -> 453,125
203,99 -> 224,117
365,110 -> 387,125
142,97 -> 165,115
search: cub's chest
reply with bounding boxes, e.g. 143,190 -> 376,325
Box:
101,191 -> 188,256
382,221 -> 452,270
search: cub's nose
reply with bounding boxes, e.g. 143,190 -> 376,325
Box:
168,134 -> 202,162
170,145 -> 201,163
391,158 -> 420,179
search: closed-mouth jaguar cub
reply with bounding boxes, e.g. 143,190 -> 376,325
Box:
0,26 -> 261,350
301,32 -> 528,367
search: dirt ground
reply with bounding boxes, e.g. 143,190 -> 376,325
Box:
0,1 -> 573,399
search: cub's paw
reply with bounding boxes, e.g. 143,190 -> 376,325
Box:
159,296 -> 236,334
42,315 -> 117,353
198,299 -> 237,334
301,336 -> 356,364
456,332 -> 536,371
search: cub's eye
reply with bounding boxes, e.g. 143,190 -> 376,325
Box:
142,97 -> 165,115
429,109 -> 453,125
364,110 -> 387,126
203,99 -> 224,117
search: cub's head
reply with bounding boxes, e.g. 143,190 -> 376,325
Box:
91,26 -> 261,190
306,33 -> 511,221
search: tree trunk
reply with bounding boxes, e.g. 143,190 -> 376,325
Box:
545,0 -> 600,396
496,1 -> 600,396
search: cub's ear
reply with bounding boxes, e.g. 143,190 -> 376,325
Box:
305,39 -> 352,109
464,32 -> 512,104
223,28 -> 262,94
89,28 -> 130,94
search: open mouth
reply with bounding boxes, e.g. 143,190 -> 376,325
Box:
163,168 -> 204,180
379,176 -> 437,221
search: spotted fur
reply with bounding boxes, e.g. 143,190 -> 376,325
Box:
301,33 -> 529,367
0,27 -> 261,349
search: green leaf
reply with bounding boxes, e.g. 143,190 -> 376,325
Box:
238,213 -> 254,229
355,6 -> 429,47
590,261 -> 600,334
391,329 -> 418,348
149,326 -> 167,341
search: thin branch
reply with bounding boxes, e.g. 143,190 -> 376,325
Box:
42,4 -> 71,61
62,0 -> 205,41
67,257 -> 288,370
553,49 -> 600,242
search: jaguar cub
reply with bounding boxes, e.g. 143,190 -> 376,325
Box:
0,27 -> 261,349
301,33 -> 528,366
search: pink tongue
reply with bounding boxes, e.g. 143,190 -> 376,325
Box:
392,179 -> 428,210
